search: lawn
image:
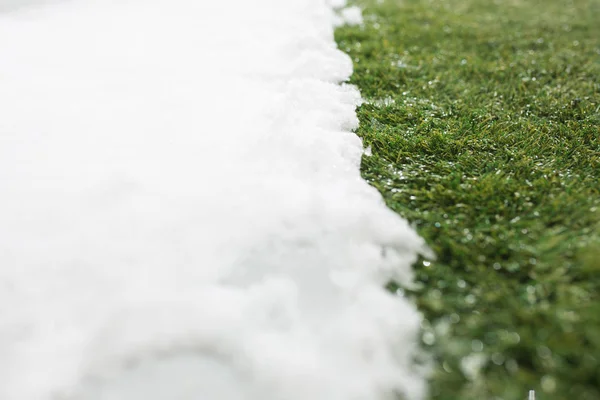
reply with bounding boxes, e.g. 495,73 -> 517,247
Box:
335,0 -> 600,398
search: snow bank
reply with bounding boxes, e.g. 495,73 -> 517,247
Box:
0,0 -> 428,399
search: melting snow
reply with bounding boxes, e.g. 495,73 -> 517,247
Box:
0,0 -> 428,399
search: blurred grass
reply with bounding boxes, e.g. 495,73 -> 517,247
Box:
335,0 -> 600,398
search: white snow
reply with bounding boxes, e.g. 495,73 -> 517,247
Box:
0,1 -> 429,399
336,6 -> 364,27
330,1 -> 364,28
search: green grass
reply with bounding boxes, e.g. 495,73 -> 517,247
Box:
334,0 -> 600,398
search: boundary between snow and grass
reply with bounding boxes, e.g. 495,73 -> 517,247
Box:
336,0 -> 600,399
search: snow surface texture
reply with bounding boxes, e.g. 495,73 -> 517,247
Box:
0,1 -> 429,399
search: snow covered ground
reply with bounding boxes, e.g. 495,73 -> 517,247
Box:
0,1 -> 429,399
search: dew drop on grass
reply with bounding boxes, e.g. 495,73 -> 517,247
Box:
506,359 -> 519,374
423,331 -> 436,345
471,339 -> 484,352
541,375 -> 557,393
537,346 -> 552,359
465,294 -> 476,305
460,353 -> 487,380
443,361 -> 452,373
510,332 -> 521,344
491,353 -> 505,365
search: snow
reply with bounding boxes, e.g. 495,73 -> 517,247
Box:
0,1 -> 429,399
335,5 -> 364,27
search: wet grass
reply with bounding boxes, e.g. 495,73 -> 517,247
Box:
335,0 -> 600,398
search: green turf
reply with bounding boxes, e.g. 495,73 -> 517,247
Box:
334,0 -> 600,398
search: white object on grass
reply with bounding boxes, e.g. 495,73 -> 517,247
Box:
332,4 -> 364,27
0,1 -> 428,399
529,390 -> 536,400
339,6 -> 364,26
